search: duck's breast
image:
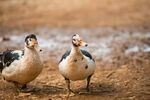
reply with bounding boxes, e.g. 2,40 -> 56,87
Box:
2,50 -> 42,84
59,54 -> 96,81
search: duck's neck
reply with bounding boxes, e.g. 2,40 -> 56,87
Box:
69,45 -> 83,62
71,45 -> 80,54
71,45 -> 84,58
22,46 -> 42,74
24,46 -> 39,60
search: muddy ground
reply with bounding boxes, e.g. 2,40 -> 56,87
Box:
0,27 -> 150,100
0,0 -> 150,100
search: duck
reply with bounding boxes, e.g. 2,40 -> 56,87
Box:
0,34 -> 43,90
58,34 -> 96,93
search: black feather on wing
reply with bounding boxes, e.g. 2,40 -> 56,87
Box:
0,52 -> 3,72
59,49 -> 95,64
81,50 -> 95,62
0,50 -> 24,72
59,50 -> 71,64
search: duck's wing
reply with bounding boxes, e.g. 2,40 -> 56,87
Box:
81,49 -> 95,62
59,50 -> 71,64
0,52 -> 3,72
0,50 -> 24,72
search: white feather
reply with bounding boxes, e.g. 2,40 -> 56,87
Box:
59,47 -> 96,81
2,47 -> 43,85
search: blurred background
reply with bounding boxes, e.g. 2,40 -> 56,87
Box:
0,0 -> 150,100
0,0 -> 150,30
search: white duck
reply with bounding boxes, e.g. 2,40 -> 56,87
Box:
58,34 -> 96,93
0,34 -> 43,90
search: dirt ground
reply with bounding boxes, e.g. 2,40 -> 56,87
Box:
1,60 -> 150,100
0,27 -> 150,100
0,0 -> 150,100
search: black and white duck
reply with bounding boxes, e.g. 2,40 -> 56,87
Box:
0,34 -> 43,90
58,34 -> 96,93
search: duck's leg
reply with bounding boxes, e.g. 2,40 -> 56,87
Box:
13,82 -> 21,92
20,84 -> 35,93
14,82 -> 19,88
3,77 -> 6,80
21,84 -> 27,89
65,77 -> 74,93
86,74 -> 92,92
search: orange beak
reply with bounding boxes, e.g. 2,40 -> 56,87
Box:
78,38 -> 88,47
34,43 -> 42,52
31,39 -> 42,52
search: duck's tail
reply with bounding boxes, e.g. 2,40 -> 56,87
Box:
0,52 -> 3,72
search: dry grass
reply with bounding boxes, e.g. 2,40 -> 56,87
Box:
0,0 -> 150,30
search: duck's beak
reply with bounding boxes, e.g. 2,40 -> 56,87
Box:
31,40 -> 42,52
78,38 -> 88,47
34,44 -> 42,52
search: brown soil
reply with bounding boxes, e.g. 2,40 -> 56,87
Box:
0,59 -> 150,100
0,27 -> 150,100
0,0 -> 150,100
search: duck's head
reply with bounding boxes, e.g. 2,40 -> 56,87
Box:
72,34 -> 88,47
25,34 -> 42,52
